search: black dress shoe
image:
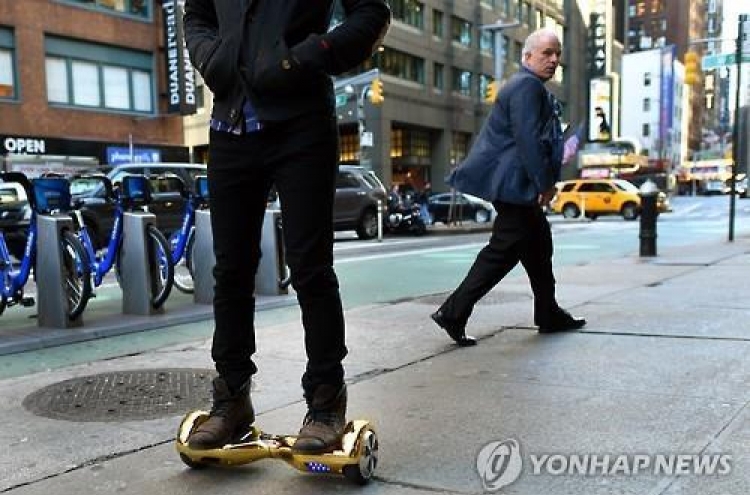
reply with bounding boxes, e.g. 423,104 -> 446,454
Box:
537,308 -> 586,334
430,310 -> 477,346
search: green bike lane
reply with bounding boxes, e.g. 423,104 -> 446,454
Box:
1,212 -> 746,381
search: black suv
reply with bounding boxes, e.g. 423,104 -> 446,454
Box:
73,163 -> 207,249
333,165 -> 388,239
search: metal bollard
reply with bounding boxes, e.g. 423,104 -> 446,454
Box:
639,179 -> 659,257
377,199 -> 383,242
120,211 -> 164,315
192,209 -> 215,305
36,215 -> 84,328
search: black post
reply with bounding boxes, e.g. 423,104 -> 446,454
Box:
729,15 -> 745,242
639,181 -> 658,257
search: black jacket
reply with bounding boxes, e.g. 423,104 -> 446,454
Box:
183,0 -> 391,125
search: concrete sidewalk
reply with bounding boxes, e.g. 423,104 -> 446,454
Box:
1,237 -> 749,494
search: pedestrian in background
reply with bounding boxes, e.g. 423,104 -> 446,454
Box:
417,181 -> 433,224
431,28 -> 585,346
183,0 -> 390,453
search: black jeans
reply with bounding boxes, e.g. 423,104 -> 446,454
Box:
439,202 -> 557,325
207,113 -> 347,396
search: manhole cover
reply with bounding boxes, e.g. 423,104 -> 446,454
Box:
417,292 -> 530,306
23,369 -> 217,422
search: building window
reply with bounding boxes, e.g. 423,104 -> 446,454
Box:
380,47 -> 425,84
642,123 -> 650,137
0,27 -> 16,99
480,30 -> 493,54
433,62 -> 444,90
61,0 -> 151,18
433,9 -> 444,38
644,72 -> 651,86
391,129 -> 404,158
339,131 -> 359,163
451,68 -> 472,97
450,132 -> 471,166
391,0 -> 424,30
450,16 -> 472,47
479,74 -> 492,100
643,98 -> 651,111
45,36 -> 154,113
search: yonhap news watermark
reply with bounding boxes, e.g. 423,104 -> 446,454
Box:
476,438 -> 732,492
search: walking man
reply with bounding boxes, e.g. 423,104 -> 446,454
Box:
183,0 -> 390,453
431,29 -> 585,346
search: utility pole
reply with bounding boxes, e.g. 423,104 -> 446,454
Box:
729,14 -> 748,242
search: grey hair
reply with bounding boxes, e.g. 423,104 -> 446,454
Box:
521,29 -> 560,58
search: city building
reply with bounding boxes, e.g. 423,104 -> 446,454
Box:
625,0 -> 707,151
620,47 -> 688,188
0,0 -> 191,176
183,0 -> 590,191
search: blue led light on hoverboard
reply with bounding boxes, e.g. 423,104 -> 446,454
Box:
305,461 -> 331,473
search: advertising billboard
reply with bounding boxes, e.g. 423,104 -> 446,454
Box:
589,77 -> 612,142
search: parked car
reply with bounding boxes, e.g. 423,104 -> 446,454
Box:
72,163 -> 208,249
427,192 -> 495,224
0,182 -> 31,259
550,178 -> 669,221
333,165 -> 388,239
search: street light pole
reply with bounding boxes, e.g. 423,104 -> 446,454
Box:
729,14 -> 746,242
480,20 -> 521,82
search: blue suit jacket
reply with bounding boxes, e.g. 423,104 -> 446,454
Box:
448,66 -> 563,205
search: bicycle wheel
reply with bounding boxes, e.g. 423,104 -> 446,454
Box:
60,230 -> 92,320
146,224 -> 174,309
0,295 -> 6,316
173,230 -> 195,294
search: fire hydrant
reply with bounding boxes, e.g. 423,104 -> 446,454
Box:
638,179 -> 659,257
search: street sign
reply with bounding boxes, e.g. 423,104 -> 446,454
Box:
701,52 -> 750,70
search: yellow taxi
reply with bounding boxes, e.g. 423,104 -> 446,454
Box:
550,178 -> 669,221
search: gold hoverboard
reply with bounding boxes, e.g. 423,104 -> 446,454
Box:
175,411 -> 379,484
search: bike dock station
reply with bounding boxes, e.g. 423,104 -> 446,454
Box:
192,209 -> 214,305
119,211 -> 164,316
191,208 -> 289,305
36,214 -> 83,329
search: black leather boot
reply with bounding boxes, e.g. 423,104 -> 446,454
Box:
188,377 -> 254,450
293,384 -> 347,454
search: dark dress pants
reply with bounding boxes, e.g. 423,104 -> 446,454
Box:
207,113 -> 347,395
440,202 -> 557,325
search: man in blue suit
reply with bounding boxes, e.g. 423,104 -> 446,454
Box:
431,29 -> 585,345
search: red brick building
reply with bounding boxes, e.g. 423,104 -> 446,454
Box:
0,0 -> 191,174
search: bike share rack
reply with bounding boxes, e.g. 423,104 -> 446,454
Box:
117,176 -> 165,316
192,208 -> 288,304
119,211 -> 164,315
192,209 -> 214,305
36,214 -> 83,328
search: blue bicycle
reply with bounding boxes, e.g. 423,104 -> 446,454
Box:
163,174 -> 209,294
70,173 -> 174,309
0,172 -> 91,318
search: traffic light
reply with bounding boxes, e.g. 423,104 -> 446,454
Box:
484,80 -> 499,103
684,51 -> 700,85
369,78 -> 384,104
